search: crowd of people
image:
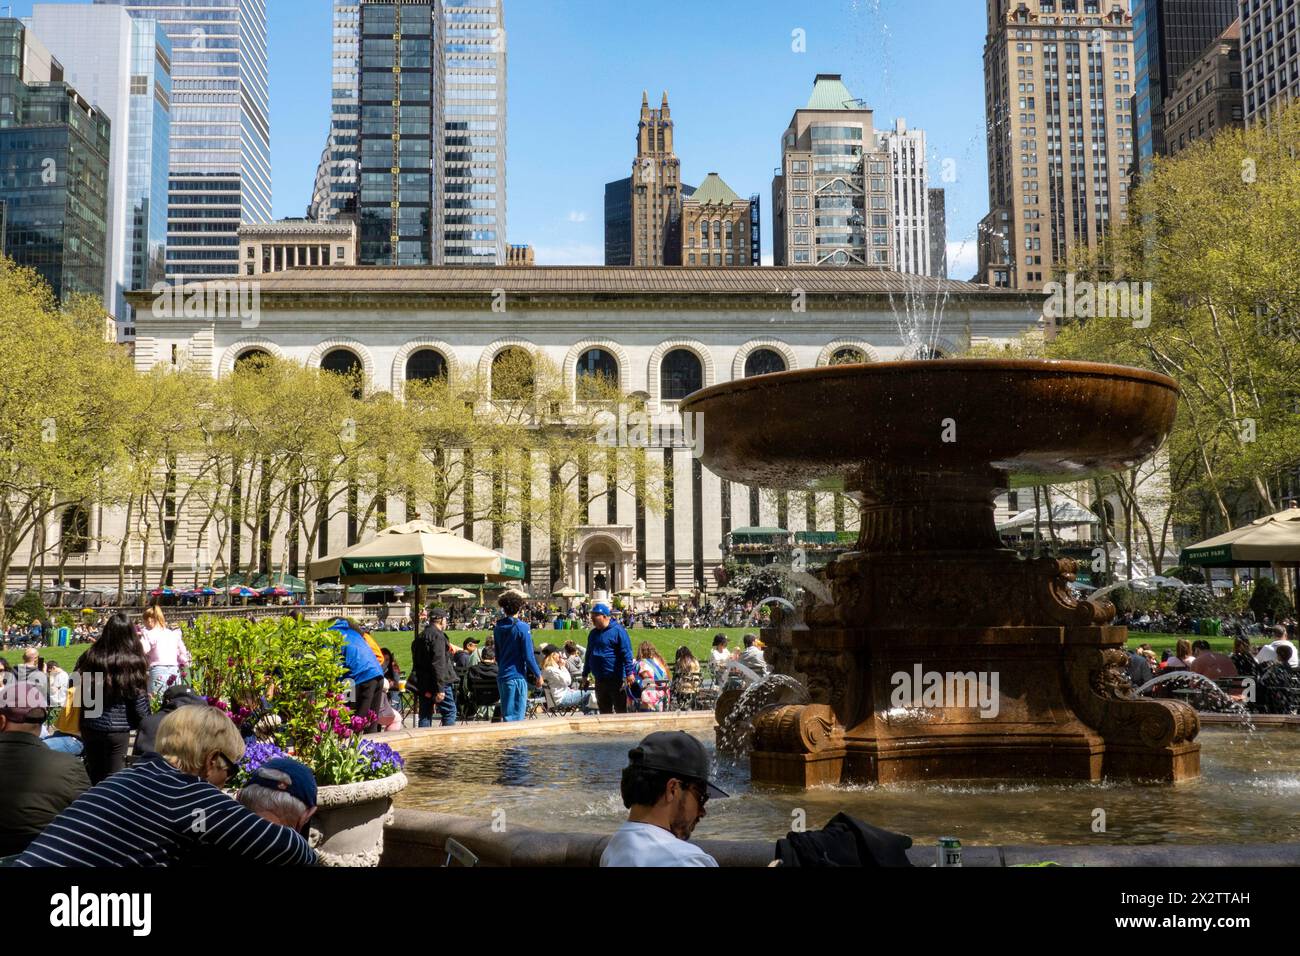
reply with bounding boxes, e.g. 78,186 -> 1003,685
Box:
1124,623 -> 1300,714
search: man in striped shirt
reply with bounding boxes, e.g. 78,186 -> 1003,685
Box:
15,705 -> 315,867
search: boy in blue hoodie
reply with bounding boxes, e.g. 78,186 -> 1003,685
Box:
493,594 -> 542,721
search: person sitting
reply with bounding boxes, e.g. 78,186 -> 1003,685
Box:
13,648 -> 47,696
1258,645 -> 1300,715
540,650 -> 596,713
465,646 -> 501,721
671,646 -> 702,706
237,757 -> 318,834
738,634 -> 770,678
601,732 -> 727,867
1159,639 -> 1192,672
13,704 -> 316,867
133,684 -> 208,759
1256,624 -> 1298,670
563,641 -> 585,680
453,637 -> 478,671
628,642 -> 668,712
1231,638 -> 1259,679
0,683 -> 90,858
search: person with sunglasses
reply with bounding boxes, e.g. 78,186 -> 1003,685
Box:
14,704 -> 316,867
601,731 -> 728,867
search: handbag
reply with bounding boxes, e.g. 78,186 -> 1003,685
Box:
53,677 -> 81,737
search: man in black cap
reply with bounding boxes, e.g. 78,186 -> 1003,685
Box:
600,731 -> 727,867
412,607 -> 458,727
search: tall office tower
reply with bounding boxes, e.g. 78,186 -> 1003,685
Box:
630,91 -> 685,266
97,0 -> 270,281
0,19 -> 110,303
877,118 -> 931,276
441,0 -> 507,264
30,4 -> 171,340
357,1 -> 443,266
927,188 -> 949,279
310,1 -> 360,222
680,173 -> 753,267
979,0 -> 1136,292
1133,0 -> 1238,171
772,74 -> 894,268
1241,0 -> 1300,124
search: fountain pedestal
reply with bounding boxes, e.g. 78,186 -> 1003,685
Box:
683,360 -> 1201,786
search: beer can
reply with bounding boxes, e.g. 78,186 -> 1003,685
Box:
937,836 -> 962,867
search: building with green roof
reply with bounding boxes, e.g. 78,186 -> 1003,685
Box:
682,172 -> 755,268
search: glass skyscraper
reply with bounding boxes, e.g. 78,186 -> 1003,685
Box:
311,1 -> 359,222
0,19 -> 111,303
96,0 -> 271,280
30,4 -> 171,338
442,0 -> 506,264
357,0 -> 442,265
318,0 -> 506,265
1133,0 -> 1239,171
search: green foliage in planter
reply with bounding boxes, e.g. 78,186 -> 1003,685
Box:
11,591 -> 47,627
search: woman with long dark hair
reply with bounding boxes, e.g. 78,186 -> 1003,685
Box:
76,613 -> 150,783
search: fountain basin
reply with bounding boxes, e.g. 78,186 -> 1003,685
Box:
680,359 -> 1200,785
391,727 -> 1295,847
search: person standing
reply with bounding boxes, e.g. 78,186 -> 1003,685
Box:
411,608 -> 458,727
76,613 -> 151,784
493,594 -> 541,722
581,603 -> 635,714
140,606 -> 191,695
330,619 -> 385,732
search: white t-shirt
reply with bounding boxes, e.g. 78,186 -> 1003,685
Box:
1257,640 -> 1298,668
600,821 -> 718,867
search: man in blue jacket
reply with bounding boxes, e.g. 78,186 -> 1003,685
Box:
581,603 -> 635,713
493,594 -> 542,722
331,619 -> 385,732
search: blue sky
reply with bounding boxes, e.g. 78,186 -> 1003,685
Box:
13,0 -> 990,276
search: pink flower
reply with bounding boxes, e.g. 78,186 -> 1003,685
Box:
327,709 -> 338,719
342,729 -> 352,738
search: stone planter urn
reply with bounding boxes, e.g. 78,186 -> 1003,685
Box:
308,772 -> 408,867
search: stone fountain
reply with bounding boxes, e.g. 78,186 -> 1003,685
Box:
682,359 -> 1200,786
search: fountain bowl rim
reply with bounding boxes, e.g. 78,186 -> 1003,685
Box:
679,358 -> 1179,409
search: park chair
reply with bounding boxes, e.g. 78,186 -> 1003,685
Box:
464,672 -> 502,722
444,837 -> 479,868
542,683 -> 583,717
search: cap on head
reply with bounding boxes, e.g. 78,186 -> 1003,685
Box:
248,757 -> 318,809
627,731 -> 728,799
430,607 -> 448,621
591,603 -> 612,617
0,681 -> 49,723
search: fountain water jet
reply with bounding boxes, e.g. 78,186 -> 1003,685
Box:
682,359 -> 1201,786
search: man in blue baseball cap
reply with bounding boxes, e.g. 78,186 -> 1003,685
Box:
581,602 -> 635,713
236,757 -> 318,834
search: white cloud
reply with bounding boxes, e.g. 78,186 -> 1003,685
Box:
946,238 -> 980,282
532,242 -> 603,266
761,253 -> 774,267
566,210 -> 588,223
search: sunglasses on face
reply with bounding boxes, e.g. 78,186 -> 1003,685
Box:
681,780 -> 709,807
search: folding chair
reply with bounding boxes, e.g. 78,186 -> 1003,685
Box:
443,837 -> 479,868
543,683 -> 582,717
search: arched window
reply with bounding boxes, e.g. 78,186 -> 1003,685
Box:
660,349 -> 703,401
234,348 -> 271,371
321,348 -> 364,398
61,506 -> 89,555
713,219 -> 722,237
405,349 -> 447,384
829,347 -> 868,366
492,347 -> 535,401
576,348 -> 619,399
744,349 -> 787,378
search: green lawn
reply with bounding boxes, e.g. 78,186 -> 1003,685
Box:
8,629 -> 1229,680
